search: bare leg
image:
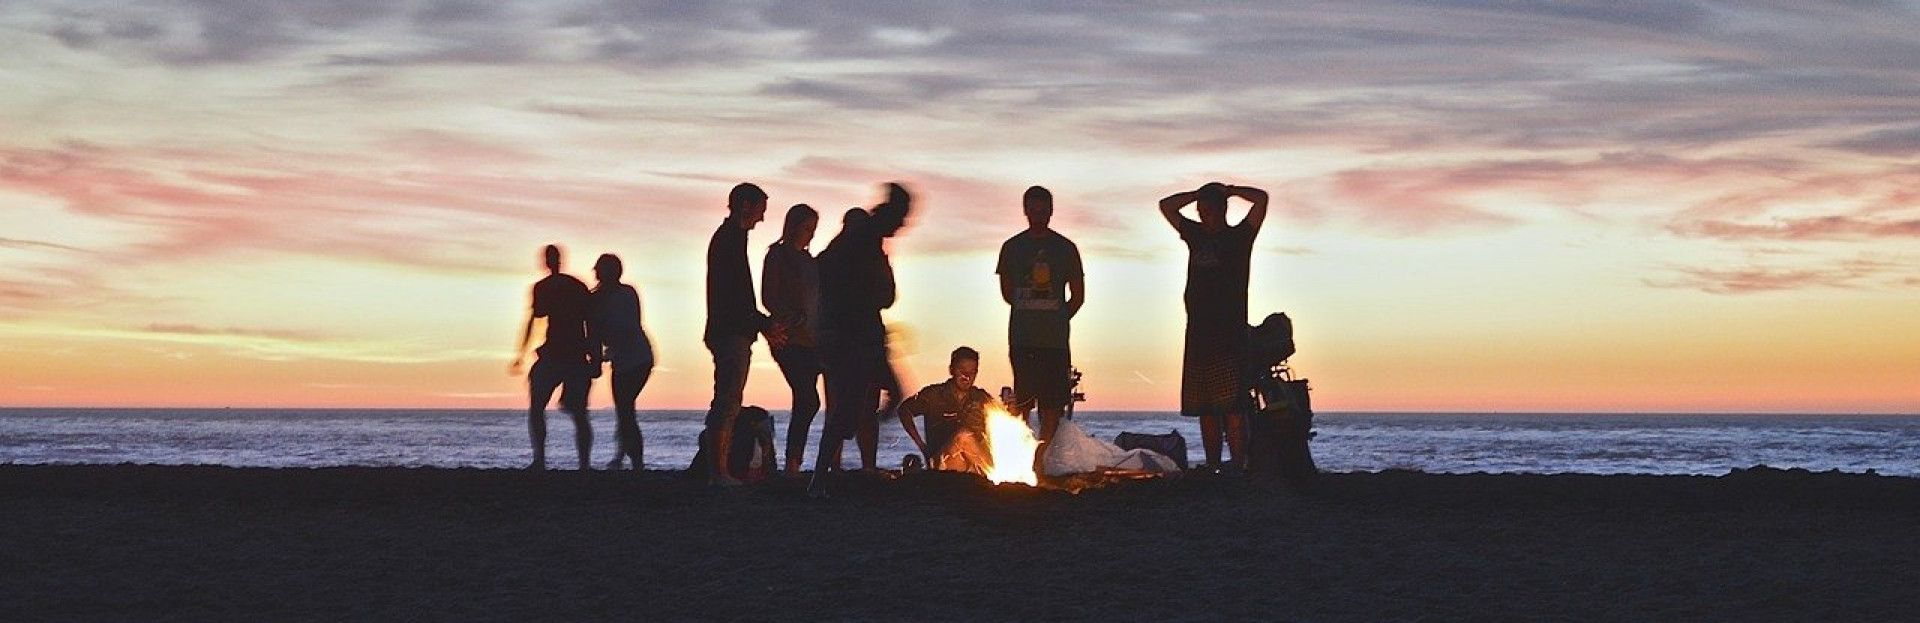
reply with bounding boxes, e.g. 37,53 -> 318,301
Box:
527,407 -> 547,470
1200,415 -> 1224,468
526,366 -> 561,471
1038,406 -> 1064,443
1224,412 -> 1247,466
570,409 -> 593,471
856,415 -> 879,471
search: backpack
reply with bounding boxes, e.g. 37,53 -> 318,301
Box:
689,406 -> 779,483
1114,430 -> 1190,471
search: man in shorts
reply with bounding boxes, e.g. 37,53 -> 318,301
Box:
510,244 -> 598,470
996,185 -> 1084,444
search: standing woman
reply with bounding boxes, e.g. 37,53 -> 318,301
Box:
1158,182 -> 1268,471
764,204 -> 823,475
591,253 -> 656,470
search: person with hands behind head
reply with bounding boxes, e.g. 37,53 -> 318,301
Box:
1158,181 -> 1269,473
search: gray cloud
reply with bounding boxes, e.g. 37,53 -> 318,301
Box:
1829,126 -> 1920,157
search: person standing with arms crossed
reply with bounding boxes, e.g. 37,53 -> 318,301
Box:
996,185 -> 1084,446
1159,182 -> 1268,472
704,183 -> 778,486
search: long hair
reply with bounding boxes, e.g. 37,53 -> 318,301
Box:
778,204 -> 818,245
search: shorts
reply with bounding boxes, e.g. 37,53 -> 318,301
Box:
529,358 -> 593,416
1010,346 -> 1072,411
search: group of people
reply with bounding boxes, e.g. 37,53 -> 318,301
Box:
508,180 -> 1269,491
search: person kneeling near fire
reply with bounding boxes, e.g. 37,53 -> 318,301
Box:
897,346 -> 998,475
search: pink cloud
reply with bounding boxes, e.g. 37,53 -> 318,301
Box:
1646,259 -> 1904,294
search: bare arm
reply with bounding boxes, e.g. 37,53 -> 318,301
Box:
509,314 -> 536,375
1065,274 -> 1085,319
1159,189 -> 1200,231
999,275 -> 1017,306
897,395 -> 929,457
1231,185 -> 1270,235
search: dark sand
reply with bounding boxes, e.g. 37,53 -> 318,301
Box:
3,465 -> 1916,622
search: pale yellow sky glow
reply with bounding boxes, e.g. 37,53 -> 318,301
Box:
3,1 -> 1918,412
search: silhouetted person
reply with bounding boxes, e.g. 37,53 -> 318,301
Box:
859,338 -> 906,472
897,346 -> 996,473
704,183 -> 778,486
1159,182 -> 1269,470
510,244 -> 598,470
764,204 -> 822,475
590,253 -> 654,471
813,184 -> 912,496
997,185 -> 1084,445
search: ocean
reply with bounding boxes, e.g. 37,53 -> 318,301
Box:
2,409 -> 1916,476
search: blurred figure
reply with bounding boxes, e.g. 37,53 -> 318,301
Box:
764,204 -> 822,475
703,183 -> 779,486
1158,182 -> 1269,471
813,184 -> 912,496
590,253 -> 655,471
510,244 -> 598,470
997,186 -> 1084,445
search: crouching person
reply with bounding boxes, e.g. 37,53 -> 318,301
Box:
897,346 -> 997,475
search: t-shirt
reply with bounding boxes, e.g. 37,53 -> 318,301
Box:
899,382 -> 995,458
532,273 -> 592,363
1177,219 -> 1256,324
995,229 -> 1082,350
591,283 -> 654,372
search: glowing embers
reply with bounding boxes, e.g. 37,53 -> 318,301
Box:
981,405 -> 1040,486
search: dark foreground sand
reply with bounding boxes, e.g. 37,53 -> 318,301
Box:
3,465 -> 1916,622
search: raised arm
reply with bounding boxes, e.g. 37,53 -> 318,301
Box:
1159,189 -> 1200,231
1230,185 -> 1269,235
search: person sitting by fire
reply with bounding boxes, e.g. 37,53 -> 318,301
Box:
896,346 -> 998,475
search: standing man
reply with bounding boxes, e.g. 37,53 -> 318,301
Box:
996,185 -> 1084,444
704,183 -> 777,486
813,183 -> 912,496
510,244 -> 598,470
1159,182 -> 1269,472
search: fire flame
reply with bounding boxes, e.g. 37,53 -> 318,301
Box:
982,405 -> 1040,486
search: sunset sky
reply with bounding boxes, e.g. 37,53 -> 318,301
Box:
3,1 -> 1918,412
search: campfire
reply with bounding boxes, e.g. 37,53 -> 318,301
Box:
981,405 -> 1040,486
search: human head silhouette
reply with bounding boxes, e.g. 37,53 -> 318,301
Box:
542,244 -> 562,273
1196,182 -> 1229,226
1023,185 -> 1053,232
728,182 -> 768,230
843,206 -> 869,228
949,346 -> 980,391
781,204 -> 819,249
593,253 -> 622,285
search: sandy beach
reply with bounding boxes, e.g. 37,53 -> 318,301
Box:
3,465 -> 1916,622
